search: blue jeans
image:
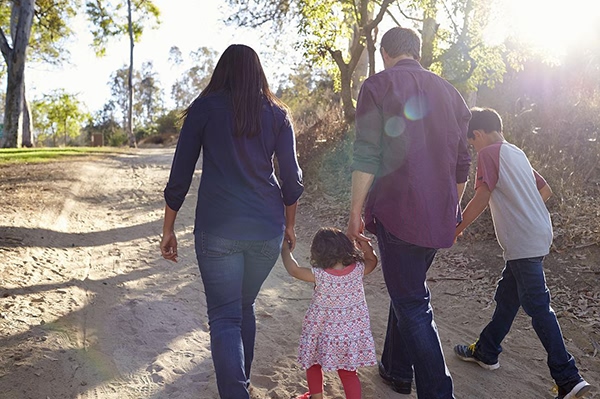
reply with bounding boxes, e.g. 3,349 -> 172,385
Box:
195,231 -> 283,399
474,257 -> 581,387
375,219 -> 454,399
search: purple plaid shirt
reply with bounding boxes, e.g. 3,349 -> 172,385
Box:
352,59 -> 471,249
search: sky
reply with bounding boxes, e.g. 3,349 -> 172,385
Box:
26,0 -> 295,113
25,0 -> 600,115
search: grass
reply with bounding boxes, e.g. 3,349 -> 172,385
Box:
0,147 -> 132,164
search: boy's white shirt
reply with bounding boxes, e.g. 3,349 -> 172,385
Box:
480,142 -> 553,260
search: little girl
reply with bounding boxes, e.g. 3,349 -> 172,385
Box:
280,227 -> 378,399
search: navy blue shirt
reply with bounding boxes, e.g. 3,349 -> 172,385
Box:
164,92 -> 304,240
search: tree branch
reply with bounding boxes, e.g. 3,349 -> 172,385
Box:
394,1 -> 422,22
0,27 -> 11,64
440,0 -> 460,37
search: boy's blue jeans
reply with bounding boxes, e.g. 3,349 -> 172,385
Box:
474,256 -> 581,387
195,231 -> 283,399
375,219 -> 455,399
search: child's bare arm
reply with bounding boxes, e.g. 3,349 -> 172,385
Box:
539,183 -> 553,202
281,243 -> 315,283
455,185 -> 492,238
357,240 -> 378,275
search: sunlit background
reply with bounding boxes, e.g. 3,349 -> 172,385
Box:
484,0 -> 600,58
26,0 -> 600,113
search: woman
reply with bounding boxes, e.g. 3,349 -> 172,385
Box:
160,44 -> 303,399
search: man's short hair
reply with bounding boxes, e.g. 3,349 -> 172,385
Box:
468,108 -> 503,139
380,27 -> 421,60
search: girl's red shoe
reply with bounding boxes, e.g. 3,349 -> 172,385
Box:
294,393 -> 311,399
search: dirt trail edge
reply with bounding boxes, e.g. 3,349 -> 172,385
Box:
0,149 -> 598,399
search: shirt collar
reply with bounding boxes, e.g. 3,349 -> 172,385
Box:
392,58 -> 424,70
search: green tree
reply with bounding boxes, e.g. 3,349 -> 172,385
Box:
32,90 -> 88,146
228,0 -> 392,121
83,101 -> 127,147
169,46 -> 218,110
228,0 -> 511,115
0,0 -> 161,148
135,61 -> 164,128
86,0 -> 161,148
108,65 -> 141,131
0,0 -> 78,148
228,0 -> 393,122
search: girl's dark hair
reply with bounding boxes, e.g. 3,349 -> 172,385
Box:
184,44 -> 289,138
310,227 -> 364,269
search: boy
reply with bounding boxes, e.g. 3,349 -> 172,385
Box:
454,108 -> 591,399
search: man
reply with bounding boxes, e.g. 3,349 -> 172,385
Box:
347,27 -> 471,398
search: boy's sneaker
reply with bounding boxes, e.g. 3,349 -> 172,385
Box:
555,379 -> 591,399
454,343 -> 500,370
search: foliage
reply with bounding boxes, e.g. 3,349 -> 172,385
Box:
32,90 -> 89,146
0,0 -> 77,66
82,102 -> 126,147
155,110 -> 183,135
0,0 -> 162,148
277,63 -> 339,124
135,61 -> 164,128
107,66 -> 139,129
169,46 -> 219,110
85,0 -> 161,57
227,0 -> 393,121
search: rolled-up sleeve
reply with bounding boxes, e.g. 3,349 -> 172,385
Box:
352,82 -> 382,175
163,106 -> 206,211
275,116 -> 304,206
455,101 -> 472,183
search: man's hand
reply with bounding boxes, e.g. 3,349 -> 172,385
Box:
347,214 -> 370,242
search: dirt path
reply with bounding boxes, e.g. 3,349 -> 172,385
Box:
0,149 -> 598,399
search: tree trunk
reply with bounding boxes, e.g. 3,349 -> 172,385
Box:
0,0 -> 35,148
127,0 -> 137,148
420,0 -> 439,69
22,87 -> 34,147
340,64 -> 355,123
351,26 -> 368,100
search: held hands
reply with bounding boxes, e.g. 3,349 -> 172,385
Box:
356,239 -> 375,257
160,231 -> 178,262
347,214 -> 369,243
284,225 -> 297,252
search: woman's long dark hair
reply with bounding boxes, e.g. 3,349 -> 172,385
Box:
184,44 -> 288,138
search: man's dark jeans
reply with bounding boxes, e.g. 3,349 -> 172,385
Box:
375,219 -> 454,399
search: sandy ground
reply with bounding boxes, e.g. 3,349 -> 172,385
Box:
0,148 -> 598,399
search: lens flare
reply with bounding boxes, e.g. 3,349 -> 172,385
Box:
385,116 -> 406,137
404,95 -> 428,121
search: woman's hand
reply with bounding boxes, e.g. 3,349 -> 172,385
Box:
284,226 -> 296,251
160,231 -> 178,262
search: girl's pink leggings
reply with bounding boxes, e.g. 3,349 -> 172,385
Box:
306,364 -> 361,399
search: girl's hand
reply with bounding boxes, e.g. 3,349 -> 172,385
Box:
358,239 -> 378,275
347,214 -> 369,242
357,239 -> 375,256
160,231 -> 178,262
